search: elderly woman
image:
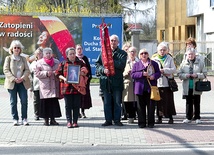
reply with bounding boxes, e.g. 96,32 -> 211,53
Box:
55,47 -> 88,128
76,44 -> 92,118
131,49 -> 161,128
29,48 -> 43,120
35,47 -> 62,126
152,42 -> 177,124
3,40 -> 31,126
122,46 -> 139,123
178,48 -> 207,124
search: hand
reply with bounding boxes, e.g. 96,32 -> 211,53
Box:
186,74 -> 191,78
104,69 -> 109,75
15,78 -> 23,83
80,71 -> 85,76
149,75 -> 155,80
160,69 -> 164,74
191,74 -> 198,78
143,71 -> 148,77
47,71 -> 52,77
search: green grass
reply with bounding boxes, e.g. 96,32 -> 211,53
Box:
91,78 -> 99,83
0,78 -> 4,85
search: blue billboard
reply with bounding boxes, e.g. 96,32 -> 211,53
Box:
82,17 -> 123,76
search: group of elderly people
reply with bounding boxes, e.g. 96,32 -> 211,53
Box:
121,37 -> 207,128
3,40 -> 91,128
3,37 -> 207,129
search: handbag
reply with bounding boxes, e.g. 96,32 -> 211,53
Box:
166,77 -> 178,92
195,79 -> 211,91
147,79 -> 161,101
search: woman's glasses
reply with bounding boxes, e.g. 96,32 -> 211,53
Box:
140,52 -> 148,55
14,47 -> 20,49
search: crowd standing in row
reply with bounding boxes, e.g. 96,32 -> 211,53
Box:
3,40 -> 92,128
3,36 -> 207,128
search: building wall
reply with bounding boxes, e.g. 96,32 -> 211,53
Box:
156,0 -> 196,43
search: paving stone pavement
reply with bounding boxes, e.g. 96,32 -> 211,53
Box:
0,77 -> 214,146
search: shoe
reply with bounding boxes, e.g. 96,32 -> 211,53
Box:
22,119 -> 29,126
79,114 -> 82,118
127,118 -> 134,124
196,119 -> 202,124
82,113 -> 86,118
50,119 -> 59,125
44,118 -> 49,126
168,119 -> 174,124
13,120 -> 19,126
139,124 -> 146,128
183,119 -> 191,123
73,123 -> 79,128
114,122 -> 123,126
155,119 -> 162,124
148,125 -> 154,128
121,116 -> 127,120
34,116 -> 39,121
102,121 -> 112,126
67,122 -> 73,128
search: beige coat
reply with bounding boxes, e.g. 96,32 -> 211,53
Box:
3,55 -> 30,90
178,56 -> 207,96
122,58 -> 138,102
35,58 -> 60,99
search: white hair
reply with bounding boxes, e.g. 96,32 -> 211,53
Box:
8,40 -> 24,55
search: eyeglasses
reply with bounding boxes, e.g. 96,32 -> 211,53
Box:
14,47 -> 20,49
140,52 -> 148,55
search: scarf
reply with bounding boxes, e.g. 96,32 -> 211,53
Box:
157,54 -> 167,66
76,53 -> 84,59
188,59 -> 195,89
76,54 -> 85,63
44,57 -> 54,67
12,54 -> 21,61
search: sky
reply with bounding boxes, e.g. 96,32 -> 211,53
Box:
121,1 -> 156,24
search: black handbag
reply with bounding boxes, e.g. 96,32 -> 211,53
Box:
167,77 -> 178,92
195,79 -> 211,91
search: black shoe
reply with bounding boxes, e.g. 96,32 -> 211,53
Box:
121,116 -> 127,120
79,114 -> 82,118
82,113 -> 86,118
168,119 -> 174,124
148,125 -> 154,128
114,121 -> 123,126
102,121 -> 112,126
34,116 -> 39,121
155,119 -> 162,124
139,124 -> 146,128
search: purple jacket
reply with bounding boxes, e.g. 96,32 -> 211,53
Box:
131,59 -> 161,95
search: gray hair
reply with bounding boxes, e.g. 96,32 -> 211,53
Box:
65,47 -> 75,56
157,42 -> 169,51
43,47 -> 53,55
110,34 -> 119,42
8,40 -> 24,55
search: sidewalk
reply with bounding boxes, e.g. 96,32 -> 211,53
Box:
0,77 -> 214,146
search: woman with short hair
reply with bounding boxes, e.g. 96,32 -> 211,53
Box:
35,47 -> 62,126
178,48 -> 207,124
152,42 -> 177,124
3,40 -> 31,126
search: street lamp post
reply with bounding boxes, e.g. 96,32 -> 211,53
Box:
134,1 -> 137,30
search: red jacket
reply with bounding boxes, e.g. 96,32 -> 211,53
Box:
55,58 -> 86,95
